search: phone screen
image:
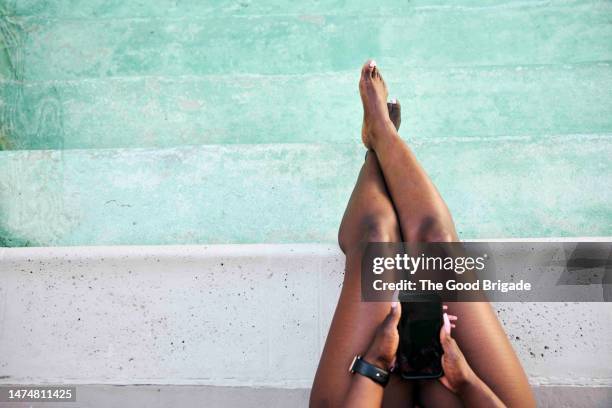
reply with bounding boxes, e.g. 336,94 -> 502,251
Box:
397,294 -> 444,379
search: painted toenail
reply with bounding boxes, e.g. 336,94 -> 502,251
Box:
369,60 -> 377,68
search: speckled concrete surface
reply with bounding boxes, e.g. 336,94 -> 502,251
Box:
1,138 -> 611,247
3,1 -> 611,81
1,244 -> 611,388
2,65 -> 611,149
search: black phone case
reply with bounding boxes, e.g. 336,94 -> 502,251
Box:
397,294 -> 444,379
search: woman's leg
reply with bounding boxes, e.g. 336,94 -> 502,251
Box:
310,110 -> 415,407
359,60 -> 535,407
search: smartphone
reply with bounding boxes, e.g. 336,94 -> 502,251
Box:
397,294 -> 444,379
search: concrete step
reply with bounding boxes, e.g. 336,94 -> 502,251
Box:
0,137 -> 610,246
0,244 -> 610,403
1,1 -> 609,81
2,64 -> 611,149
2,0 -> 599,19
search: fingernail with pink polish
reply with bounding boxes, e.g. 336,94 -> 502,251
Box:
443,313 -> 451,334
369,60 -> 377,68
391,301 -> 399,309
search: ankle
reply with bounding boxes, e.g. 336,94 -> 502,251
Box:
370,119 -> 399,149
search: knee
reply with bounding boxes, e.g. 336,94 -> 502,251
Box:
363,215 -> 399,243
405,216 -> 456,243
338,213 -> 400,253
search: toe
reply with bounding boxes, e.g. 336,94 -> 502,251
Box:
387,99 -> 401,131
370,60 -> 380,79
361,59 -> 375,80
393,98 -> 401,113
393,99 -> 401,129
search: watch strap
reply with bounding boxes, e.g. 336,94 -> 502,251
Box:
349,356 -> 390,386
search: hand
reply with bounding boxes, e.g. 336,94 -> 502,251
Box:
363,302 -> 402,371
438,309 -> 476,393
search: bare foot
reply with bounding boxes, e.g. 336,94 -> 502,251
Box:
360,60 -> 396,149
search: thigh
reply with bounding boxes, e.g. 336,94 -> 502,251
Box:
417,302 -> 534,407
449,301 -> 534,407
417,379 -> 462,408
311,247 -> 414,407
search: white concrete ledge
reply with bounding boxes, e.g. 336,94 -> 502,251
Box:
1,244 -> 611,390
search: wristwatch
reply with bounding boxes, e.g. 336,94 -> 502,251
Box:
348,355 -> 390,387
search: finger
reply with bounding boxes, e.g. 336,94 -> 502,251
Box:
443,305 -> 448,310
439,375 -> 451,391
447,315 -> 458,321
451,324 -> 456,328
439,313 -> 453,346
389,356 -> 397,372
439,324 -> 452,350
386,301 -> 402,327
443,312 -> 452,335
379,302 -> 401,333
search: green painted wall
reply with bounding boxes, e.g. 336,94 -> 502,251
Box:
0,0 -> 610,246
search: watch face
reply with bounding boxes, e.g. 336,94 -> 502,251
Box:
348,355 -> 359,373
